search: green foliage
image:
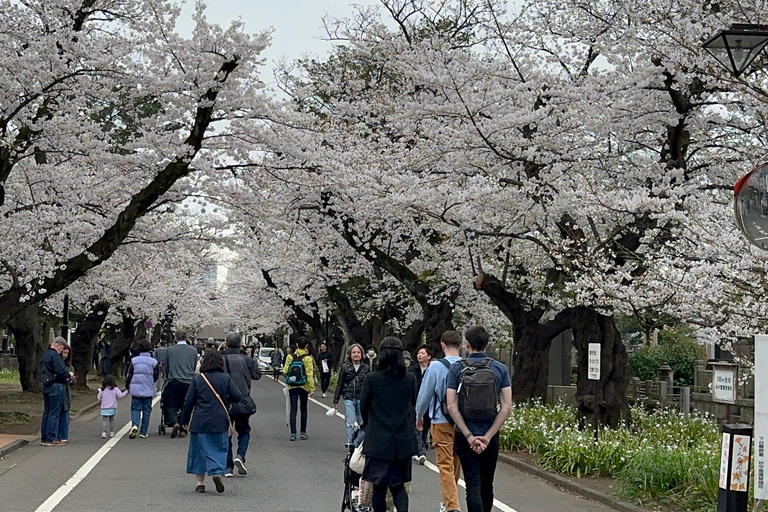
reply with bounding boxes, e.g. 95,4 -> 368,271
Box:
499,402 -> 720,512
0,368 -> 19,382
627,336 -> 703,385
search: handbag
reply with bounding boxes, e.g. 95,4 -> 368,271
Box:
224,354 -> 257,416
200,373 -> 235,437
348,442 -> 366,474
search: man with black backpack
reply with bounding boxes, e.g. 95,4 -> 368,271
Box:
283,337 -> 315,441
415,331 -> 463,512
222,332 -> 261,477
446,325 -> 512,512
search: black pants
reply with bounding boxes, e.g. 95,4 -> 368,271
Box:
373,483 -> 408,512
320,372 -> 331,393
162,379 -> 190,426
455,432 -> 499,512
289,388 -> 308,435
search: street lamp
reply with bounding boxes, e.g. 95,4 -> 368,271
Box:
703,24 -> 768,77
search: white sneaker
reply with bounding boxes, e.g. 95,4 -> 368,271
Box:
109,432 -> 115,438
439,502 -> 447,512
322,392 -> 327,398
101,432 -> 107,439
418,455 -> 426,465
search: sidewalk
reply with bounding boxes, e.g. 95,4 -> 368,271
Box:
0,434 -> 36,458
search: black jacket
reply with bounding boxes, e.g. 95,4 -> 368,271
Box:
333,361 -> 369,404
360,371 -> 418,460
408,363 -> 429,392
41,348 -> 69,388
316,351 -> 334,374
181,371 -> 242,433
223,348 -> 260,393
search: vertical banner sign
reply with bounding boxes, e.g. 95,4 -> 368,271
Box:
720,433 -> 731,489
755,335 -> 768,500
588,343 -> 601,381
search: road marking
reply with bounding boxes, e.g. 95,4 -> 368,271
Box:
282,381 -> 519,512
35,396 -> 161,512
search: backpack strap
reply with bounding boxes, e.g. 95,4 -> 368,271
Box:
437,358 -> 451,369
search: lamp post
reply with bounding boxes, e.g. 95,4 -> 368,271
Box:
703,24 -> 768,77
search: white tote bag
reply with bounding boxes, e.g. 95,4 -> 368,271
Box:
348,442 -> 366,474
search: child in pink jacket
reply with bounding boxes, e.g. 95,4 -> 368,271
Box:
97,375 -> 129,439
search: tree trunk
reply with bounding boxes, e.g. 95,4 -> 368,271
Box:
571,308 -> 631,429
327,285 -> 370,347
511,315 -> 552,402
7,304 -> 45,392
420,300 -> 456,357
107,313 -> 136,374
71,301 -> 110,389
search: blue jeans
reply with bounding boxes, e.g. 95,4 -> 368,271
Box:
58,411 -> 70,441
344,399 -> 363,444
131,397 -> 153,435
226,414 -> 251,470
41,384 -> 66,442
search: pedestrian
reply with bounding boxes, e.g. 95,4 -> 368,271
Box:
283,337 -> 315,441
415,332 -> 463,512
446,326 -> 512,512
333,343 -> 369,447
360,337 -> 418,512
181,350 -> 243,494
270,347 -> 283,382
99,339 -> 111,377
126,339 -> 159,439
40,337 -> 73,447
222,332 -> 261,478
403,351 -> 413,369
409,345 -> 432,464
57,345 -> 76,444
316,342 -> 334,398
162,331 -> 199,438
97,375 -> 128,439
365,346 -> 378,371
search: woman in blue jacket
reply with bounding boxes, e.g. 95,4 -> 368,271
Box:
181,350 -> 242,494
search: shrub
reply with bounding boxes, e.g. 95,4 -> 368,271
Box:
627,337 -> 703,385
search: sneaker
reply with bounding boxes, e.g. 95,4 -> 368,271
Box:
322,392 -> 327,398
225,470 -> 234,478
290,434 -> 296,441
418,454 -> 426,465
300,432 -> 308,440
139,434 -> 148,438
129,426 -> 139,439
40,441 -> 55,447
234,457 -> 247,475
170,424 -> 180,439
195,485 -> 205,493
178,429 -> 187,438
109,432 -> 115,438
52,440 -> 67,446
101,432 -> 107,439
212,474 -> 225,493
439,502 -> 447,512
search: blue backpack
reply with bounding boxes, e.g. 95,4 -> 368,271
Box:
286,354 -> 308,386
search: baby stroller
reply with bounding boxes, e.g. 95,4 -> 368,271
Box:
342,428 -> 368,512
157,380 -> 171,435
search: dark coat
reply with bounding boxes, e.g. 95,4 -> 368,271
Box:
408,363 -> 429,392
41,348 -> 69,388
333,361 -> 369,403
180,371 -> 242,433
316,350 -> 334,374
360,371 -> 418,460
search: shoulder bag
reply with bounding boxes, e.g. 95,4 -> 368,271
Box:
224,355 -> 258,416
200,373 -> 235,437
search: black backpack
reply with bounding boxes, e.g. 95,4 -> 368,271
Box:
286,353 -> 308,386
456,358 -> 499,420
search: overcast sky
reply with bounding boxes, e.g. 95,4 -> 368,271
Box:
177,1 -> 381,83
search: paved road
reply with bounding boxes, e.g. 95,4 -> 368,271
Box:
0,377 -> 609,512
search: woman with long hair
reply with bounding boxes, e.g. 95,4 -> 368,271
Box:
181,350 -> 242,494
333,343 -> 369,446
58,345 -> 76,443
360,337 -> 418,512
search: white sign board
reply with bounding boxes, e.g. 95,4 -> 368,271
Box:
720,432 -> 731,489
588,343 -> 601,381
755,335 -> 768,500
712,364 -> 738,404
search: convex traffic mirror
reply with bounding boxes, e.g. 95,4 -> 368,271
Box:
735,163 -> 768,250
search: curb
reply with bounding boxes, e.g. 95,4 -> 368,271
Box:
498,453 -> 652,512
0,400 -> 101,460
71,400 -> 101,419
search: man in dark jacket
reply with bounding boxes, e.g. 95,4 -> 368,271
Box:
41,337 -> 73,446
162,331 -> 199,438
222,332 -> 261,477
315,342 -> 334,398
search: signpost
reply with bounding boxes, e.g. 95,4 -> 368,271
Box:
754,336 -> 768,511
